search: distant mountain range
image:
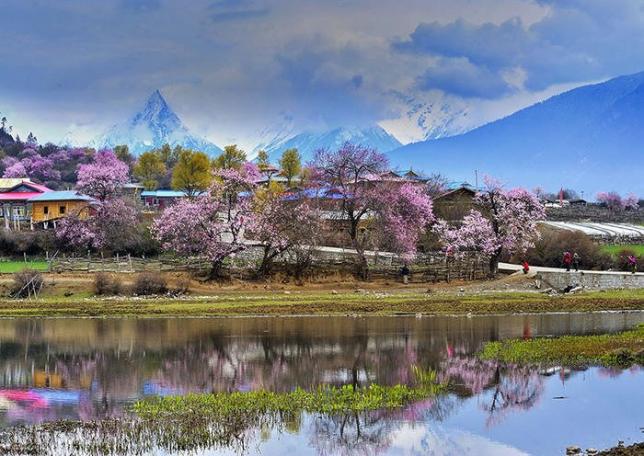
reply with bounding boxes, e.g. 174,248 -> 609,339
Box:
90,90 -> 222,156
388,71 -> 644,194
257,125 -> 402,163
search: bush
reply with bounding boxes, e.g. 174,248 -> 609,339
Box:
132,273 -> 167,296
11,269 -> 44,298
171,277 -> 191,295
0,230 -> 55,256
94,272 -> 122,295
521,228 -> 613,270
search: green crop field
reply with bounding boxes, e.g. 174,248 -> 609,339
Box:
0,260 -> 49,273
600,244 -> 644,257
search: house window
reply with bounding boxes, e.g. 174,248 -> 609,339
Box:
59,205 -> 66,215
12,207 -> 25,217
43,206 -> 49,215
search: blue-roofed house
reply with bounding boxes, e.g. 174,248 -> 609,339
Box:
29,191 -> 94,228
141,190 -> 190,210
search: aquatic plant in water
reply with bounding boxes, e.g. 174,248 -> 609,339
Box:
0,370 -> 444,456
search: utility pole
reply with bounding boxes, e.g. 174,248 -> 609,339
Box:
474,170 -> 478,189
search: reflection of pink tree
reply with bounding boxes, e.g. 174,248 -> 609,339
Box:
439,355 -> 544,427
309,412 -> 393,456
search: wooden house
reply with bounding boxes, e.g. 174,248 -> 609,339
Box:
29,191 -> 93,228
433,185 -> 478,223
0,180 -> 51,230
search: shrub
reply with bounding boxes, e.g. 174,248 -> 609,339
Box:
171,277 -> 191,295
94,272 -> 122,295
0,230 -> 55,256
520,228 -> 613,270
11,269 -> 44,298
132,273 -> 167,296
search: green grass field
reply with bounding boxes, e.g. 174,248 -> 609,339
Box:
0,260 -> 49,273
600,244 -> 644,257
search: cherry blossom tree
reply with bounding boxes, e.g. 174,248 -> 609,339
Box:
311,143 -> 433,277
596,191 -> 624,211
56,198 -> 140,252
77,149 -> 129,200
151,168 -> 256,278
435,177 -> 545,275
374,182 -> 434,261
248,187 -> 322,277
623,193 -> 639,210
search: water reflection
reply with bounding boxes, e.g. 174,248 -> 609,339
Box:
0,313 -> 641,455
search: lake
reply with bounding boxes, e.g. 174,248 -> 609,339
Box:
0,312 -> 642,455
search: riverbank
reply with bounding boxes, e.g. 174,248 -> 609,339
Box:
0,288 -> 641,317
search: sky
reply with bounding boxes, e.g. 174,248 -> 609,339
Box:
2,0 -> 644,150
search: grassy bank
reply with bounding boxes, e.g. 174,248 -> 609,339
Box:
0,260 -> 48,273
601,243 -> 644,257
0,288 -> 641,317
480,324 -> 644,367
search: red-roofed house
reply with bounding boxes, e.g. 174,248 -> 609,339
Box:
0,180 -> 52,229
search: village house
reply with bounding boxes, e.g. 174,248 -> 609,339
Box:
29,191 -> 93,229
141,190 -> 190,210
432,184 -> 478,223
0,179 -> 51,230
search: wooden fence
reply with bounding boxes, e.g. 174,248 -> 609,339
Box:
49,249 -> 489,282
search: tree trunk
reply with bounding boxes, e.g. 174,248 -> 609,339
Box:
488,254 -> 500,278
209,260 -> 224,280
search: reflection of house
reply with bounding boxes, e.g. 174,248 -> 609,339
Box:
141,190 -> 188,210
29,191 -> 93,228
0,180 -> 51,230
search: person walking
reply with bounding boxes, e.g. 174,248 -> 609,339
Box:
400,264 -> 410,284
562,251 -> 572,272
627,255 -> 638,274
522,260 -> 530,274
572,252 -> 581,272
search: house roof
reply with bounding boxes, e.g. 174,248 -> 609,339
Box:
28,191 -> 93,202
0,178 -> 34,190
435,186 -> 477,200
141,190 -> 188,198
0,181 -> 52,201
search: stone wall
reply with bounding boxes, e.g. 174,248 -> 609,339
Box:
538,270 -> 644,290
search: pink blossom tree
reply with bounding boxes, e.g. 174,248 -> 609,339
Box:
596,191 -> 624,211
56,198 -> 140,252
374,182 -> 434,261
151,168 -> 256,278
248,188 -> 322,277
435,177 -> 545,275
623,193 -> 639,210
76,149 -> 129,200
311,143 -> 433,277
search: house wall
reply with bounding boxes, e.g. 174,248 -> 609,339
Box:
433,190 -> 477,222
31,200 -> 90,223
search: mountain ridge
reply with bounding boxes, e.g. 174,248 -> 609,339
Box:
388,71 -> 644,194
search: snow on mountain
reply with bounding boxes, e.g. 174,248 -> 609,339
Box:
379,92 -> 475,144
93,90 -> 222,155
260,125 -> 402,163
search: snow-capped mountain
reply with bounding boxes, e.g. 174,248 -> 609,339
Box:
259,125 -> 402,163
251,113 -> 297,159
93,90 -> 222,155
379,92 -> 474,144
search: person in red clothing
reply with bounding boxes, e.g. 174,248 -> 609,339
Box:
562,251 -> 573,271
522,260 -> 530,274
